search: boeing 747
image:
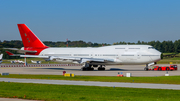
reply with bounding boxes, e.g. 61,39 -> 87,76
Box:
6,24 -> 161,71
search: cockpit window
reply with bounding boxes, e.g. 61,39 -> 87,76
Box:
148,47 -> 155,49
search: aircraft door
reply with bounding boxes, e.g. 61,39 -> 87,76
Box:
115,52 -> 121,63
90,52 -> 94,58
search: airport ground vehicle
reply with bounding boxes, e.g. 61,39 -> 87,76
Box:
150,65 -> 177,71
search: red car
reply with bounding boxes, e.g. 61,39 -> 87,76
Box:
170,65 -> 178,70
152,65 -> 177,71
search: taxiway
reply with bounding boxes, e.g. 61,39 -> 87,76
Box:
0,64 -> 179,77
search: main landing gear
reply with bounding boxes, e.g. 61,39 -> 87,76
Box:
144,64 -> 149,71
81,63 -> 94,71
97,65 -> 105,71
81,63 -> 105,71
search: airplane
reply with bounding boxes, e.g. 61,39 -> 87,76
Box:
0,54 -> 3,64
31,60 -> 41,64
10,60 -> 16,64
10,60 -> 25,64
6,24 -> 161,71
16,60 -> 25,64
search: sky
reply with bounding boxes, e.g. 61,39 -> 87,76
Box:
0,0 -> 180,44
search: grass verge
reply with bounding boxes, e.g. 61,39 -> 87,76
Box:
0,82 -> 180,101
1,74 -> 180,84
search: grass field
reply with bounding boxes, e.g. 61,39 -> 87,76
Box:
1,74 -> 180,84
157,53 -> 180,64
0,82 -> 180,101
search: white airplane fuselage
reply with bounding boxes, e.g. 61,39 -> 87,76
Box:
39,45 -> 161,65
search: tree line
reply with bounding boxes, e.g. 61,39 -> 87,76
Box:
113,40 -> 180,53
0,39 -> 180,59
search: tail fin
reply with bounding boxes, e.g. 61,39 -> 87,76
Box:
17,24 -> 48,48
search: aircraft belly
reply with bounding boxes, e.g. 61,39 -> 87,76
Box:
89,62 -> 121,65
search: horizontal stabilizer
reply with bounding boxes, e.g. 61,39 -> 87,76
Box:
17,50 -> 37,53
3,48 -> 19,50
4,48 -> 37,53
6,51 -> 20,56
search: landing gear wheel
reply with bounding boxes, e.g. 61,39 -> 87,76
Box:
144,67 -> 148,71
98,67 -> 105,71
89,68 -> 94,71
81,67 -> 94,71
81,67 -> 86,71
97,65 -> 106,71
158,67 -> 162,71
166,67 -> 170,71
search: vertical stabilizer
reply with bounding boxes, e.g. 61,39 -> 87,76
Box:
17,24 -> 48,48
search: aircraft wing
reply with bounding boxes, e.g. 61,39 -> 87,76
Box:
20,55 -> 114,64
20,55 -> 49,58
48,56 -> 114,63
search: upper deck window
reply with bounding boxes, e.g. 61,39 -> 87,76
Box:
115,48 -> 125,49
129,48 -> 140,49
148,47 -> 155,49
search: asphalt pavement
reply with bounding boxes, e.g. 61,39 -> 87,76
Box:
0,64 -> 180,76
0,78 -> 180,90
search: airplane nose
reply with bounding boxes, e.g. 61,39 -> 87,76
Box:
158,51 -> 162,60
150,51 -> 161,62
